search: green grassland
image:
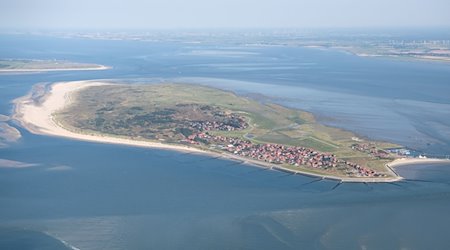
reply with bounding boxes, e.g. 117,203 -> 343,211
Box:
56,83 -> 400,176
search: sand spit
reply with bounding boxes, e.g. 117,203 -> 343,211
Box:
388,158 -> 450,168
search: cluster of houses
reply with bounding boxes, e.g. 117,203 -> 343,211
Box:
185,132 -> 382,177
176,111 -> 385,177
351,143 -> 390,159
188,115 -> 248,132
340,160 -> 384,177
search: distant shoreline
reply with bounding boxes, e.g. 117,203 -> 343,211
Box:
13,80 -> 449,183
0,65 -> 110,73
303,45 -> 450,64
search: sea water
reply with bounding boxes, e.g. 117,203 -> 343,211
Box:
1,34 -> 450,249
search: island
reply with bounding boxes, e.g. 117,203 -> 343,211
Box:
0,59 -> 109,73
14,81 -> 450,182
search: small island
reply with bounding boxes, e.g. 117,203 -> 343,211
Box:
0,59 -> 109,73
14,81 -> 448,182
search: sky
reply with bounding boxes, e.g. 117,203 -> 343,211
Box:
1,0 -> 450,30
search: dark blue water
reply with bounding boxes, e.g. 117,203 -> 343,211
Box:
1,34 -> 450,249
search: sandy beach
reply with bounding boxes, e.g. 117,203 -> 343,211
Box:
387,158 -> 450,168
13,81 -> 206,155
15,80 -> 446,183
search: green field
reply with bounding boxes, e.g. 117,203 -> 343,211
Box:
56,83 -> 400,178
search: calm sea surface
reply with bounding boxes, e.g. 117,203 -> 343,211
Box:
1,34 -> 450,249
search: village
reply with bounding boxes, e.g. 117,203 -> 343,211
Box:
187,113 -> 248,132
351,143 -> 391,159
180,115 -> 386,178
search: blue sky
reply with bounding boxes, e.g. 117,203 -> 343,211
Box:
1,0 -> 450,30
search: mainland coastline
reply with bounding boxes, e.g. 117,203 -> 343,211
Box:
13,81 -> 449,183
0,65 -> 110,73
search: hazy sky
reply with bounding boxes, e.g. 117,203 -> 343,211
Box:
1,0 -> 450,30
